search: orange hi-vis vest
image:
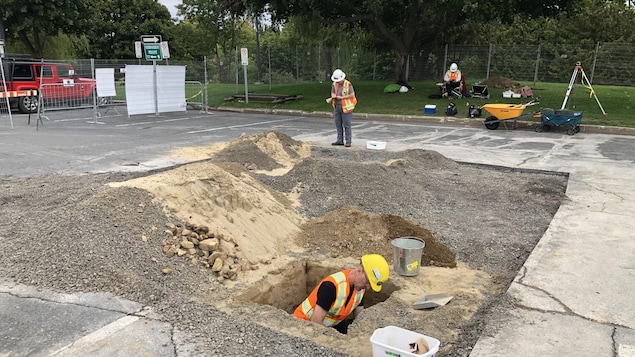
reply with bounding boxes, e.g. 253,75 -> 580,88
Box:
293,269 -> 364,326
446,70 -> 461,82
332,80 -> 357,113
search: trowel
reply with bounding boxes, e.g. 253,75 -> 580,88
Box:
413,293 -> 453,309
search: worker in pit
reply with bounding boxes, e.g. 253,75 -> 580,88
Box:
293,254 -> 389,334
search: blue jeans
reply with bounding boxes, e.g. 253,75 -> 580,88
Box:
333,109 -> 352,144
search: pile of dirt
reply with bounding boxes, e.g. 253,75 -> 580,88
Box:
481,75 -> 520,88
296,207 -> 456,268
0,131 -> 568,357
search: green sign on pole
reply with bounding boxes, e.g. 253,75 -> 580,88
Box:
144,43 -> 161,60
141,35 -> 163,61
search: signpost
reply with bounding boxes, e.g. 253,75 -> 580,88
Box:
139,35 -> 166,116
141,35 -> 163,61
134,41 -> 142,59
241,48 -> 249,103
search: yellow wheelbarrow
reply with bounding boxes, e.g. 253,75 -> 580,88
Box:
482,98 -> 540,130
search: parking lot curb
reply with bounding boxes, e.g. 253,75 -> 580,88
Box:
214,106 -> 635,136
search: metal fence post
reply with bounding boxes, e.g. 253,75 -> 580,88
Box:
443,44 -> 448,78
318,46 -> 321,83
295,45 -> 299,83
590,42 -> 599,84
373,49 -> 377,81
534,44 -> 541,85
203,56 -> 209,112
235,46 -> 239,94
486,44 -> 492,80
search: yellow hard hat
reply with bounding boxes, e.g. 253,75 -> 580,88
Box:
361,254 -> 389,292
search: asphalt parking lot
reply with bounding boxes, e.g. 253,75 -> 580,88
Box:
1,106 -> 634,356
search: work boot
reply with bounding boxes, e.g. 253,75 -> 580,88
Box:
331,142 -> 344,146
345,143 -> 351,147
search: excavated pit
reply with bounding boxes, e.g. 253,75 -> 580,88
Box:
0,131 -> 569,356
235,260 -> 397,314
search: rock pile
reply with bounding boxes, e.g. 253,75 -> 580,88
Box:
159,222 -> 260,282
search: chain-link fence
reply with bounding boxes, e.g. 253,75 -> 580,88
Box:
2,41 -> 632,121
228,42 -> 635,86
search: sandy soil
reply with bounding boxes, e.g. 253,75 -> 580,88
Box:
0,131 -> 568,356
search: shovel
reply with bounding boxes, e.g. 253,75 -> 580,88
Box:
413,293 -> 453,309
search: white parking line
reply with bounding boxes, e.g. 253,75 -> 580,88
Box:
187,117 -> 300,134
48,315 -> 139,356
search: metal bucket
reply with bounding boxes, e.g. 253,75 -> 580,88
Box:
391,237 -> 425,276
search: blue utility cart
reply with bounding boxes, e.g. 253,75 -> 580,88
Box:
535,109 -> 582,136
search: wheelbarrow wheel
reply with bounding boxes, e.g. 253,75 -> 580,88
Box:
484,116 -> 500,130
535,125 -> 543,132
567,127 -> 576,135
543,125 -> 551,132
575,126 -> 580,133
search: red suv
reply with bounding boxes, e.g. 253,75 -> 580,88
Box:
1,60 -> 96,113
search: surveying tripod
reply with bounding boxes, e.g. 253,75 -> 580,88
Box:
561,62 -> 607,117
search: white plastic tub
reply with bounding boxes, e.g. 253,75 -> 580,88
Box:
366,141 -> 387,150
370,326 -> 440,357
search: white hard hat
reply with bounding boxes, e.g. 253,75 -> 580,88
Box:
450,63 -> 458,72
331,69 -> 346,82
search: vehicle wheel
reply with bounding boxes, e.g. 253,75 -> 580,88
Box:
535,125 -> 543,132
567,127 -> 575,135
18,95 -> 39,114
484,116 -> 500,130
575,126 -> 580,133
543,125 -> 551,132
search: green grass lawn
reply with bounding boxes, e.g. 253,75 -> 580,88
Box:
209,80 -> 635,128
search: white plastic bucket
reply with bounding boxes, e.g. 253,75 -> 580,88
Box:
391,237 -> 425,276
367,141 -> 386,150
370,325 -> 440,357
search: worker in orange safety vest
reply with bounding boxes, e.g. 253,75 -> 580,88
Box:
293,254 -> 389,334
327,68 -> 357,147
443,62 -> 463,97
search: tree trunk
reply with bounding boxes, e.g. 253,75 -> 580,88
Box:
18,30 -> 41,58
395,52 -> 409,86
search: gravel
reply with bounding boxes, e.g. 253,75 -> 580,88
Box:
0,131 -> 568,356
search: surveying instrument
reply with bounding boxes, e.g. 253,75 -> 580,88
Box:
561,62 -> 607,117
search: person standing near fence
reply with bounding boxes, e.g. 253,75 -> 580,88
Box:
328,69 -> 357,147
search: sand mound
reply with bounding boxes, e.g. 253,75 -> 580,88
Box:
109,160 -> 304,261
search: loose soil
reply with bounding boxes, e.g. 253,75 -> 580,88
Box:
0,131 -> 568,356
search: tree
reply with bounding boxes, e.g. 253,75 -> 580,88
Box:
246,0 -> 470,85
1,0 -> 93,57
178,0 -> 253,83
81,0 -> 174,59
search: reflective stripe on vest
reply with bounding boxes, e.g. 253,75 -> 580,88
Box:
294,269 -> 364,326
332,80 -> 357,113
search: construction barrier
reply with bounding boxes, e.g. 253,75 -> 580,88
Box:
0,91 -> 39,129
185,80 -> 207,112
0,93 -> 12,129
38,81 -> 100,122
0,90 -> 38,98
